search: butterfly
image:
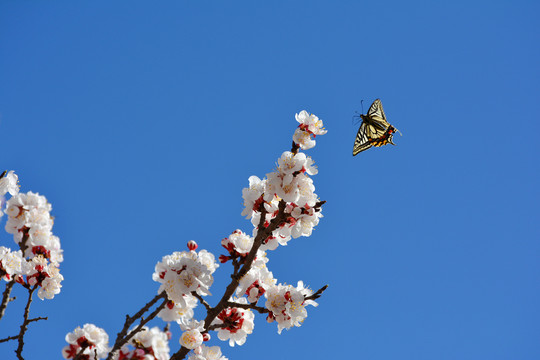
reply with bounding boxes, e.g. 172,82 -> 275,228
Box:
352,99 -> 400,156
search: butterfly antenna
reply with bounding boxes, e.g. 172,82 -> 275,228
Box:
360,99 -> 364,114
352,111 -> 362,124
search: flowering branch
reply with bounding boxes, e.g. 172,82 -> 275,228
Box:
106,291 -> 168,360
61,110 -> 328,360
305,284 -> 329,301
224,301 -> 269,315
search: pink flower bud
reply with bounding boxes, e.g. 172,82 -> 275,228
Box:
187,240 -> 198,251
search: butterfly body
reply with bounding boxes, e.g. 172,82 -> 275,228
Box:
353,99 -> 399,156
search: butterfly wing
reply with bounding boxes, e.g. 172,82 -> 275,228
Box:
352,122 -> 373,155
371,125 -> 396,147
367,99 -> 390,128
353,99 -> 399,155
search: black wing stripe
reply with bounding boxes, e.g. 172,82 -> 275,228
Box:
353,123 -> 373,155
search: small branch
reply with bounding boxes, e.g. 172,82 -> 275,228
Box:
0,280 -> 16,321
291,141 -> 300,154
314,200 -> 326,211
73,346 -> 95,360
19,229 -> 30,259
225,301 -> 270,315
170,346 -> 190,360
106,292 -> 168,360
207,323 -> 227,331
191,292 -> 211,312
305,284 -> 329,301
15,286 -> 38,360
0,335 -> 18,343
231,256 -> 241,276
27,316 -> 47,323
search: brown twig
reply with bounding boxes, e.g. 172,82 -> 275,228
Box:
0,335 -> 18,343
106,291 -> 168,360
0,280 -> 16,321
15,286 -> 39,360
305,284 -> 329,302
191,292 -> 211,312
224,301 -> 270,315
19,228 -> 30,258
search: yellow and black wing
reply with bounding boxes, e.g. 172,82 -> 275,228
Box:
367,98 -> 387,124
352,122 -> 372,156
352,99 -> 399,156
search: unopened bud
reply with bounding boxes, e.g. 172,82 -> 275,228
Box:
187,240 -> 198,251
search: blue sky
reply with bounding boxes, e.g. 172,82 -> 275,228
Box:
1,1 -> 539,359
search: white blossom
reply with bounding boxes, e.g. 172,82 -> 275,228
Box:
0,170 -> 19,197
153,249 -> 218,306
221,229 -> 253,257
180,329 -> 203,350
212,297 -> 254,347
241,176 -> 266,218
25,255 -> 63,300
188,345 -> 228,360
293,111 -> 327,149
158,295 -> 197,323
4,191 -> 62,263
292,128 -> 316,150
0,247 -> 24,280
62,324 -> 110,359
236,252 -> 276,303
118,326 -> 170,360
265,281 -> 317,334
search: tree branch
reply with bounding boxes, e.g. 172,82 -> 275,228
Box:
0,280 -> 16,321
0,335 -> 18,343
224,301 -> 269,315
106,291 -> 168,360
169,140 -> 328,360
305,284 -> 329,302
191,292 -> 211,312
171,201 -> 293,360
15,286 -> 39,360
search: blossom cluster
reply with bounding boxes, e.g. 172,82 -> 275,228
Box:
117,326 -> 171,360
188,345 -> 228,360
60,110 -> 327,360
241,112 -> 325,252
152,244 -> 219,308
0,171 -> 63,300
62,324 -> 111,360
265,281 -> 318,334
292,111 -> 327,150
212,298 -> 254,347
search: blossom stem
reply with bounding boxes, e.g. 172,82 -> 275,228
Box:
191,292 -> 211,312
225,300 -> 270,314
106,291 -> 168,360
170,201 -> 291,360
15,286 -> 38,360
304,284 -> 329,301
0,280 -> 16,321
